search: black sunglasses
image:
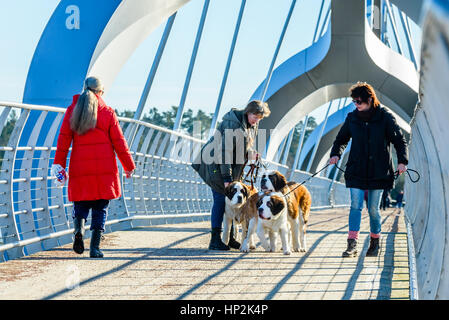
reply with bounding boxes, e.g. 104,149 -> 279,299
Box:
352,99 -> 364,105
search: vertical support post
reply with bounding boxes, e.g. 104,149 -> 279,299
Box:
381,0 -> 387,43
306,101 -> 332,173
384,0 -> 404,55
173,0 -> 210,131
312,0 -> 325,43
209,0 -> 246,138
289,114 -> 309,180
259,0 -> 297,101
275,136 -> 288,163
372,0 -> 381,38
399,11 -> 418,69
134,13 -> 177,121
318,4 -> 331,39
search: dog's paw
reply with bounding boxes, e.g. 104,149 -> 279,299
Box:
240,243 -> 250,253
283,249 -> 291,255
249,245 -> 256,250
292,246 -> 300,252
299,247 -> 307,252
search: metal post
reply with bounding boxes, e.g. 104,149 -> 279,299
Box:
281,128 -> 295,165
318,4 -> 331,39
381,0 -> 387,43
373,0 -> 381,38
306,101 -> 332,172
134,13 -> 176,120
289,114 -> 309,180
384,0 -> 404,55
399,11 -> 418,69
312,0 -> 325,43
209,0 -> 246,138
259,0 -> 297,101
173,0 -> 210,131
275,136 -> 288,163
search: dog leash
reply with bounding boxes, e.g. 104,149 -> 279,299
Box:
283,163 -> 331,197
243,154 -> 263,190
335,164 -> 420,183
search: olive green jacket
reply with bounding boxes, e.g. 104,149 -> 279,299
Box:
191,109 -> 258,194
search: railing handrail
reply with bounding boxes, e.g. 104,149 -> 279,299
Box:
0,100 -> 206,145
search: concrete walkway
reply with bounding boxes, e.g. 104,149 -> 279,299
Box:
0,207 -> 410,300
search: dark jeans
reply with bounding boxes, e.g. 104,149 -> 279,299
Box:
72,199 -> 109,231
211,189 -> 225,229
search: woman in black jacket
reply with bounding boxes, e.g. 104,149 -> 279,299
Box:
329,82 -> 408,257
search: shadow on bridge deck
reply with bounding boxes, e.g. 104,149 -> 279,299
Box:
0,208 -> 409,300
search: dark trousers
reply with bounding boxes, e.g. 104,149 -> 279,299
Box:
72,199 -> 109,231
211,189 -> 225,229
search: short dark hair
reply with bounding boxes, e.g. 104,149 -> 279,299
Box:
244,100 -> 271,117
350,82 -> 381,108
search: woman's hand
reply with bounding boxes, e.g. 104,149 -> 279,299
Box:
329,156 -> 340,165
397,163 -> 407,175
248,150 -> 259,161
125,170 -> 134,178
224,182 -> 230,188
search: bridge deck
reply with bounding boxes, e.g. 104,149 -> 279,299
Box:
0,208 -> 410,300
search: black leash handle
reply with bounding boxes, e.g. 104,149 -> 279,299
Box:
394,168 -> 420,183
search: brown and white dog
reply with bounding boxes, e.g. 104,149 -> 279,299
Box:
256,191 -> 291,254
223,181 -> 259,252
260,170 -> 312,252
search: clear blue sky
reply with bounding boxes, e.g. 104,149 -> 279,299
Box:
0,0 -> 421,124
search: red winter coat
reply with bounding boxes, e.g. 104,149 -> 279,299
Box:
54,94 -> 136,202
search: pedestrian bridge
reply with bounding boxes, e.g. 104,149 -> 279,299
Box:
1,0 -> 449,300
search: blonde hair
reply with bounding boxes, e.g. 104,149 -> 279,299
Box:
70,77 -> 104,135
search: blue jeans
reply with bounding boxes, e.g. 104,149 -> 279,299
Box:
349,188 -> 383,236
211,189 -> 225,229
72,200 -> 109,231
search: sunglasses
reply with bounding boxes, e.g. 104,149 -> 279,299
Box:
352,99 -> 364,105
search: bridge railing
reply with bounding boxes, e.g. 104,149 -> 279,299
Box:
0,101 -> 349,262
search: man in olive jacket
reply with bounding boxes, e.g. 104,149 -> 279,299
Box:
192,101 -> 270,250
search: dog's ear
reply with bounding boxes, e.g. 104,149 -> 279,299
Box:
271,171 -> 287,190
256,195 -> 264,208
241,183 -> 249,198
224,183 -> 234,199
269,195 -> 285,215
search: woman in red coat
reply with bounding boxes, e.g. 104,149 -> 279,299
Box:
52,76 -> 135,258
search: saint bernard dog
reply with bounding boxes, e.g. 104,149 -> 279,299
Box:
260,170 -> 312,252
223,181 -> 259,252
256,191 -> 291,254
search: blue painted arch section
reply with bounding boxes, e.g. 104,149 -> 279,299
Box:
23,0 -> 122,107
250,28 -> 331,102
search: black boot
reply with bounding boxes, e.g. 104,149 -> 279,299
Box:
208,228 -> 230,251
73,218 -> 85,254
90,229 -> 104,258
228,223 -> 241,250
366,237 -> 380,257
342,239 -> 358,257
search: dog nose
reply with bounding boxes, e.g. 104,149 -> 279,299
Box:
258,207 -> 263,214
237,195 -> 242,203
